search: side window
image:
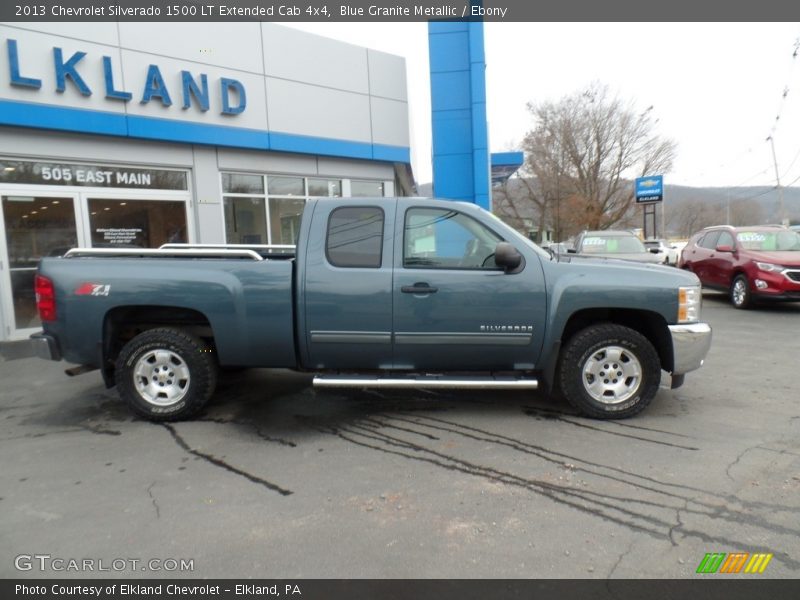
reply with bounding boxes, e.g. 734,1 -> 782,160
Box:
404,207 -> 502,269
698,231 -> 721,249
717,231 -> 735,248
326,206 -> 384,268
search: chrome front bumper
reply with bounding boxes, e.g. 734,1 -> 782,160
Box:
668,323 -> 712,375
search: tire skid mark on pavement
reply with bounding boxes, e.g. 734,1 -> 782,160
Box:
160,423 -> 293,496
196,416 -> 297,447
523,407 -> 699,450
524,405 -> 698,439
297,411 -> 800,570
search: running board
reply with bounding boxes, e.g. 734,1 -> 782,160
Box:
312,375 -> 538,390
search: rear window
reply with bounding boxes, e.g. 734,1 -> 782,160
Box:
326,206 -> 384,268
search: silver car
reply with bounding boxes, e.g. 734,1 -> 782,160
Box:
570,230 -> 664,264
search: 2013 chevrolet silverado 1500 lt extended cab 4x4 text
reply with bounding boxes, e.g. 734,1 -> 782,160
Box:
30,197 -> 712,420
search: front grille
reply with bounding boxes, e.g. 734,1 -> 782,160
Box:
785,270 -> 800,283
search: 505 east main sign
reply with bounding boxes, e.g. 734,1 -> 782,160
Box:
5,38 -> 247,115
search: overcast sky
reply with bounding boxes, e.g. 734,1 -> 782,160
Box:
287,22 -> 800,190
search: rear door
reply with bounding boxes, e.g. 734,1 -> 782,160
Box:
391,203 -> 546,371
302,201 -> 395,369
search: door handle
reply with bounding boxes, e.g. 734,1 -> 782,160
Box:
401,282 -> 438,294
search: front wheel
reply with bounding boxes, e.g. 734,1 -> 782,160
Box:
557,324 -> 661,419
730,274 -> 752,309
115,328 -> 217,421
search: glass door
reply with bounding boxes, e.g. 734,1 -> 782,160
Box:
0,193 -> 81,337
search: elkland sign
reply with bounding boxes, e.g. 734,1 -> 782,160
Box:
5,38 -> 247,115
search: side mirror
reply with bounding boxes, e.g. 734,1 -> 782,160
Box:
716,244 -> 734,253
649,248 -> 660,254
494,242 -> 522,271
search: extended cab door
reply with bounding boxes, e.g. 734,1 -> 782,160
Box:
392,202 -> 547,371
301,200 -> 395,369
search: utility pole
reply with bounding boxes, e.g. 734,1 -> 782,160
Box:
726,189 -> 731,224
767,135 -> 787,226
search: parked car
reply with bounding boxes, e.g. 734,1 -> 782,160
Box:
569,230 -> 664,264
31,197 -> 711,421
678,225 -> 800,308
643,239 -> 680,265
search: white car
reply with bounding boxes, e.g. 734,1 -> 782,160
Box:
643,239 -> 680,265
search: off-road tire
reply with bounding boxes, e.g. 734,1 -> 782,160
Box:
557,323 -> 661,419
115,327 -> 217,421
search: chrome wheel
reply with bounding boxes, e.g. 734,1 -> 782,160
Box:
133,349 -> 191,407
732,278 -> 747,307
581,345 -> 642,405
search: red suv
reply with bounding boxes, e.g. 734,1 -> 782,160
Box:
678,225 -> 800,308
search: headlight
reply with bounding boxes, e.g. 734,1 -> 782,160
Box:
678,286 -> 701,323
754,261 -> 783,273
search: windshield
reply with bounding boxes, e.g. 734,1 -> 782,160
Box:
582,235 -> 646,254
736,230 -> 800,251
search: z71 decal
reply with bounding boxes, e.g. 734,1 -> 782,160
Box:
74,283 -> 111,297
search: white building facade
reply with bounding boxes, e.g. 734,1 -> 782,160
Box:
0,22 -> 412,341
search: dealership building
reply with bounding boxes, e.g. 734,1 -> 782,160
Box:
0,22 -> 414,341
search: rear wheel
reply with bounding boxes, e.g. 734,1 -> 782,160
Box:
557,324 -> 661,419
115,327 -> 217,421
730,274 -> 752,309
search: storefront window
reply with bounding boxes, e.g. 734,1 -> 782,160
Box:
269,198 -> 305,245
222,173 -> 264,194
87,199 -> 187,248
267,176 -> 304,196
221,173 -> 389,247
308,178 -> 342,197
224,197 -> 268,244
351,180 -> 385,197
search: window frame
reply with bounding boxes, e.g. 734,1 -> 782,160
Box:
698,230 -> 722,250
325,205 -> 385,269
402,206 -> 505,271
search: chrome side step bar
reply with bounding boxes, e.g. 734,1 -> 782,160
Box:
312,375 -> 538,390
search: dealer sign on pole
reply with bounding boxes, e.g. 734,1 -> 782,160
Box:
635,175 -> 664,203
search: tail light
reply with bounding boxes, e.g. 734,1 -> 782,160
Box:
35,274 -> 56,322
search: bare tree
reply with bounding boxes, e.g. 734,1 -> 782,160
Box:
493,179 -> 532,235
522,83 -> 677,233
493,176 -> 559,242
670,200 -> 724,237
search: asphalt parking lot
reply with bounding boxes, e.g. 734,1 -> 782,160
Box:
1,291 -> 798,579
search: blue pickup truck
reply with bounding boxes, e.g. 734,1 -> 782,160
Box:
31,197 -> 711,421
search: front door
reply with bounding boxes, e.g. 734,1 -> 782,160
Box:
0,193 -> 82,338
392,204 -> 546,371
